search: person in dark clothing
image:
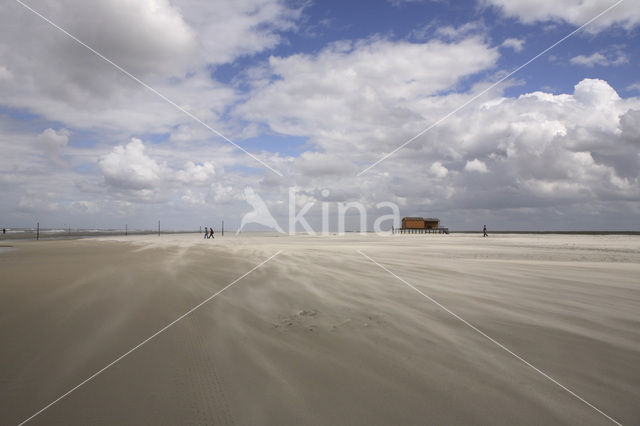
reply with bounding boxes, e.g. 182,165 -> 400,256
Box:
204,226 -> 209,239
483,225 -> 488,237
209,227 -> 214,239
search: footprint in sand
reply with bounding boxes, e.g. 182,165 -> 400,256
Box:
274,310 -> 388,332
274,309 -> 319,331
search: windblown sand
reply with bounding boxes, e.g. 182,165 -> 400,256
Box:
1,233 -> 639,425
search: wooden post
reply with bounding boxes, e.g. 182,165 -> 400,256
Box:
158,220 -> 160,236
36,222 -> 39,240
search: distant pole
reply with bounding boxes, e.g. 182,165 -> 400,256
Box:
68,225 -> 71,236
158,220 -> 160,236
222,220 -> 224,237
36,222 -> 39,240
125,224 -> 128,236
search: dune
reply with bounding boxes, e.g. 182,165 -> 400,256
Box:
1,233 -> 638,425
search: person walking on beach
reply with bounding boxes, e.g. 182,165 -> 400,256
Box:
483,225 -> 488,237
209,227 -> 214,239
204,226 -> 209,239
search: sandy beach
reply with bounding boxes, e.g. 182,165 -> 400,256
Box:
1,233 -> 639,425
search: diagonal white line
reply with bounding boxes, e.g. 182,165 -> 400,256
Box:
18,250 -> 283,426
14,0 -> 283,177
356,249 -> 622,426
357,0 -> 625,176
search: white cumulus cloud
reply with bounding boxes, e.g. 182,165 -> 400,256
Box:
464,158 -> 489,173
484,0 -> 640,32
175,161 -> 216,184
238,35 -> 500,157
429,162 -> 449,178
570,50 -> 628,68
99,138 -> 164,191
501,38 -> 525,52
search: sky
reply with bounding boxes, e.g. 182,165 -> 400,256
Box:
0,0 -> 639,231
